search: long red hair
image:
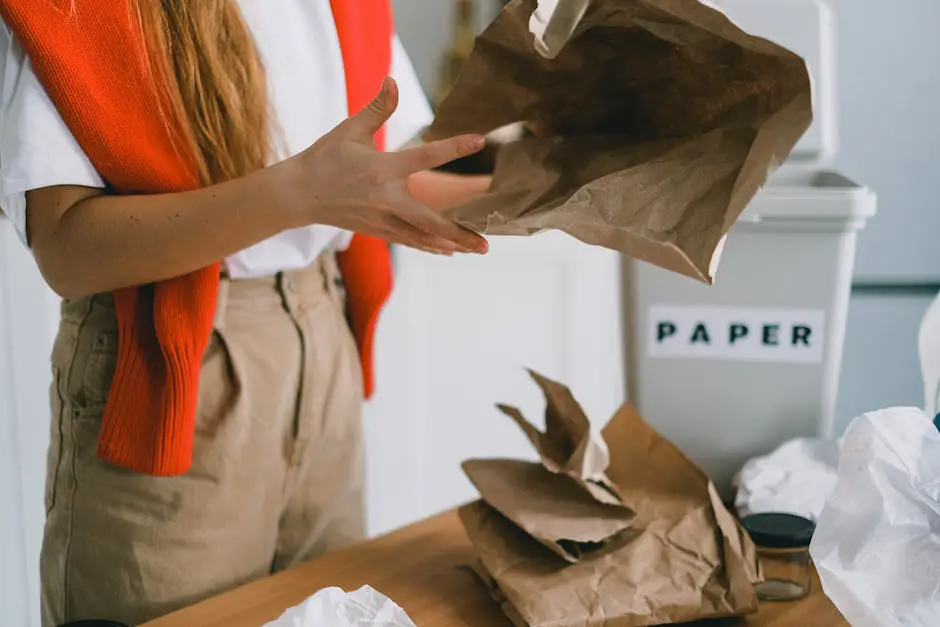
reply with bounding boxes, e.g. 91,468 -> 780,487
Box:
134,0 -> 271,186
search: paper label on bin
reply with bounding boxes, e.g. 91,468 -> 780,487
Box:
647,305 -> 825,363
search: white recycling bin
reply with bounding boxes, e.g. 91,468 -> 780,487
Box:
622,0 -> 877,497
623,168 -> 875,496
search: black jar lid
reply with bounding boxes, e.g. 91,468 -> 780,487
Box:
741,512 -> 816,549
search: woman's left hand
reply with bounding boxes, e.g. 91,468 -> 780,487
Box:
403,170 -> 492,256
407,171 -> 491,213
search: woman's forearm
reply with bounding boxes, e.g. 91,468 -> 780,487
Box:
28,160 -> 303,299
407,170 -> 492,212
27,146 -> 492,300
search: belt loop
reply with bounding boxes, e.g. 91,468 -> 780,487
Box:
214,276 -> 230,331
323,253 -> 340,300
278,271 -> 299,316
282,272 -> 297,296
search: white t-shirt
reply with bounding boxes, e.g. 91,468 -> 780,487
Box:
0,0 -> 433,279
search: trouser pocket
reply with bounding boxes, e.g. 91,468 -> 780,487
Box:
45,366 -> 65,516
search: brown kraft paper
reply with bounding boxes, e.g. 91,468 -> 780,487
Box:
427,0 -> 812,283
460,371 -> 761,626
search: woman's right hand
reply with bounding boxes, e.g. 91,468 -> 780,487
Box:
288,77 -> 489,255
25,78 -> 488,300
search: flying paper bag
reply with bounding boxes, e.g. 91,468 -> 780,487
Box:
427,0 -> 812,283
460,371 -> 760,626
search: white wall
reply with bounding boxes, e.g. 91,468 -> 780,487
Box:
392,0 -> 502,96
830,0 -> 940,282
0,219 -> 57,627
829,0 -> 940,429
0,267 -> 32,627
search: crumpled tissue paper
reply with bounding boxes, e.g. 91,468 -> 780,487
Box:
733,437 -> 840,521
264,586 -> 415,627
810,407 -> 940,627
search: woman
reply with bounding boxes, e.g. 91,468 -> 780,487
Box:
0,1 -> 490,625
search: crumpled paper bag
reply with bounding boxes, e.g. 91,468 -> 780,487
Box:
496,369 -> 623,505
428,0 -> 812,283
810,408 -> 940,627
264,586 -> 415,627
460,371 -> 760,627
465,371 -> 633,563
733,437 -> 840,521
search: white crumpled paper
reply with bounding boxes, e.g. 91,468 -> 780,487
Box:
528,0 -> 590,59
810,407 -> 940,627
733,437 -> 840,521
527,0 -> 731,59
264,586 -> 415,627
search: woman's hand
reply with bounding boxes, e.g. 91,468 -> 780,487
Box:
24,78 -> 488,299
407,170 -> 492,213
289,77 -> 489,255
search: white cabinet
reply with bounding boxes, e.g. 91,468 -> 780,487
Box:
0,218 -> 57,627
364,233 -> 625,536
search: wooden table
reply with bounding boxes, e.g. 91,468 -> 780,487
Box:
143,510 -> 847,627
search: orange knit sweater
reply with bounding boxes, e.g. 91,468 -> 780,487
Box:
0,1 -> 394,476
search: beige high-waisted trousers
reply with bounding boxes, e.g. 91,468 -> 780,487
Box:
41,256 -> 364,626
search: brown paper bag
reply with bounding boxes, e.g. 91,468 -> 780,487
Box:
463,372 -> 635,563
462,459 -> 635,563
427,0 -> 812,283
460,371 -> 760,626
497,370 -> 623,505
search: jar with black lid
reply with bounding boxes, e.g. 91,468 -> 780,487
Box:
742,512 -> 816,602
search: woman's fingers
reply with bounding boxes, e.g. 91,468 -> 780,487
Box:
384,214 -> 465,252
341,77 -> 400,138
391,195 -> 487,253
375,220 -> 456,255
387,134 -> 486,178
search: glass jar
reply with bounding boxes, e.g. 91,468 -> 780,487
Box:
742,513 -> 816,602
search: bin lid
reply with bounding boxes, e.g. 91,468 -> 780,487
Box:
711,0 -> 836,166
736,168 -> 877,229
